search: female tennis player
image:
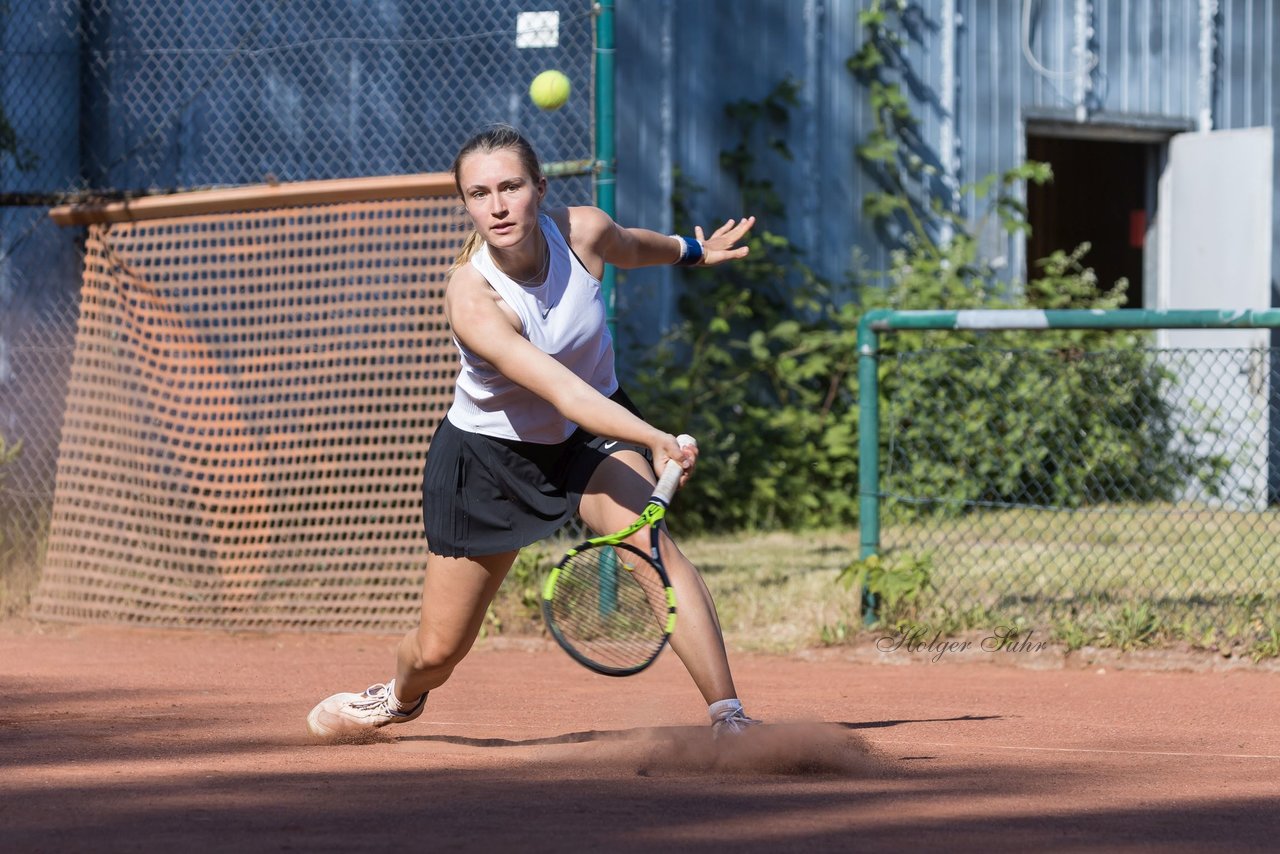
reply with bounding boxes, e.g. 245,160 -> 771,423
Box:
307,124 -> 760,740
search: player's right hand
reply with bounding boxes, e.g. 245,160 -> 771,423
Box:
652,433 -> 697,488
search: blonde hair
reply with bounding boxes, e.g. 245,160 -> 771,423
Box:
448,124 -> 544,277
448,230 -> 485,277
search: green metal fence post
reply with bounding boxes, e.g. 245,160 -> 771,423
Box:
594,1 -> 618,615
857,310 -> 890,624
593,0 -> 617,342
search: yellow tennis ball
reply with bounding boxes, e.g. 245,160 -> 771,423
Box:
529,70 -> 571,111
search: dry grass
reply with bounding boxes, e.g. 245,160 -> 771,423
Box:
6,510 -> 1278,658
679,530 -> 864,653
479,530 -> 867,654
0,556 -> 41,620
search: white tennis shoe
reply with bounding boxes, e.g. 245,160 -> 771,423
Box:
306,679 -> 426,738
712,708 -> 763,739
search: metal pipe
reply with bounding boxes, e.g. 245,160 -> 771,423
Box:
856,309 -> 891,625
857,310 -> 893,560
594,1 -> 618,341
868,308 -> 1280,332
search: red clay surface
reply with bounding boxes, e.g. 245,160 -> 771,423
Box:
2,620 -> 1279,853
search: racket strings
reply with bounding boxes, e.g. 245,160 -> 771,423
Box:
546,545 -> 670,670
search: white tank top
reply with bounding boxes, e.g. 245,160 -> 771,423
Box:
446,212 -> 618,443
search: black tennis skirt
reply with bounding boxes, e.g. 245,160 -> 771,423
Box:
421,389 -> 650,557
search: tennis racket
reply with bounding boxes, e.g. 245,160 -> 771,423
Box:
541,434 -> 696,677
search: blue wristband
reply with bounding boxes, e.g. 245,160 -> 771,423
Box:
674,235 -> 704,267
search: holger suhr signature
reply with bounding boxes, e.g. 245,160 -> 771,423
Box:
876,626 -> 1048,662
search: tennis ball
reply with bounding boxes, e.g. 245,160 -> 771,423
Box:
529,70 -> 571,111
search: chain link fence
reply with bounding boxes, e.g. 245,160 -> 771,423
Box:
876,342 -> 1280,649
0,304 -> 75,611
1,0 -> 598,616
5,0 -> 595,194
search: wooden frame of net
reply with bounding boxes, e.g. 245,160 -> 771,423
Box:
34,174 -> 467,631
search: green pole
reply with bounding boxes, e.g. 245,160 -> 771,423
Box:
594,1 -> 618,616
857,312 -> 886,559
594,0 -> 617,341
856,310 -> 889,625
866,307 -> 1280,333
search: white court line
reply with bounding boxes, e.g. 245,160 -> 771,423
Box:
876,739 -> 1280,761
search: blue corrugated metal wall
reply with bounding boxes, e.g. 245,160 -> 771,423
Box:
3,0 -> 1278,517
614,0 -> 1280,349
3,1 -> 1277,350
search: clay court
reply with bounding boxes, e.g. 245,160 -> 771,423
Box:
3,620 -> 1278,853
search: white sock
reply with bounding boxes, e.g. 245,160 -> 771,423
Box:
385,680 -> 426,716
708,698 -> 744,723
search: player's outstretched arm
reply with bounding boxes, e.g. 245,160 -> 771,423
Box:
567,206 -> 755,271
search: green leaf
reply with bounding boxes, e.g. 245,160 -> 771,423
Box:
856,133 -> 899,164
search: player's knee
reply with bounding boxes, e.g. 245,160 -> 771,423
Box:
408,635 -> 470,675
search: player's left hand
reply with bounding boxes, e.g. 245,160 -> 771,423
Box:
696,216 -> 755,266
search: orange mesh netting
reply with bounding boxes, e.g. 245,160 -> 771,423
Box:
33,181 -> 468,631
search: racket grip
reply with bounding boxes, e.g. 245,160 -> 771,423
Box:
653,434 -> 697,505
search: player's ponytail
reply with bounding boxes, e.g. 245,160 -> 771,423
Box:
448,229 -> 485,276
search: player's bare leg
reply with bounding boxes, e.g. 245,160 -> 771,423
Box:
394,551 -> 517,701
306,551 -> 515,738
577,450 -> 738,704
